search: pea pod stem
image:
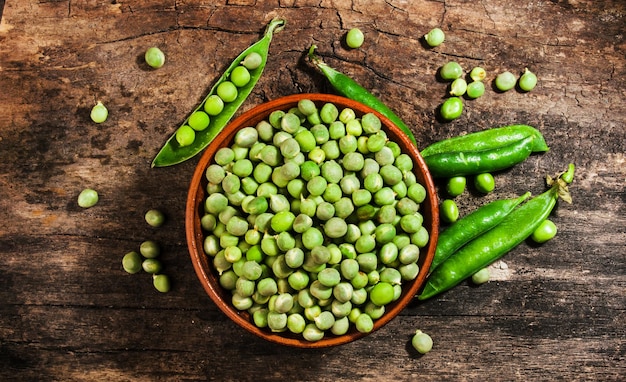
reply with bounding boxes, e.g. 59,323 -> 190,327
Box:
420,125 -> 549,158
418,164 -> 575,300
307,45 -> 418,146
428,192 -> 531,274
151,17 -> 286,167
423,135 -> 538,178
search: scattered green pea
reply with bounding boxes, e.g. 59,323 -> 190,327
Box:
77,188 -> 99,208
446,176 -> 466,197
449,78 -> 467,96
531,219 -> 557,243
439,61 -> 463,81
411,330 -> 433,354
469,66 -> 487,82
474,173 -> 495,193
440,199 -> 459,223
439,97 -> 463,121
90,101 -> 108,123
466,81 -> 485,99
122,251 -> 142,274
144,46 -> 165,69
140,240 -> 160,259
471,267 -> 490,284
424,27 -> 445,47
153,274 -> 171,293
518,68 -> 538,92
144,209 -> 165,227
346,28 -> 365,49
142,258 -> 162,274
495,70 -> 516,92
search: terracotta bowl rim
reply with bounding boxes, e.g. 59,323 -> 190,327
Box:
186,93 -> 439,348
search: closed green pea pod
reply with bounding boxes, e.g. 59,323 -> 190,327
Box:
419,166 -> 574,300
424,135 -> 538,178
308,46 -> 417,145
420,125 -> 549,158
152,18 -> 286,167
429,192 -> 531,273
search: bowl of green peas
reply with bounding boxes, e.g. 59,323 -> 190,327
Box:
186,93 -> 439,348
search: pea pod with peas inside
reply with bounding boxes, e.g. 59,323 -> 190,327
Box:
418,164 -> 575,300
421,125 -> 549,178
151,17 -> 286,167
428,191 -> 531,273
307,45 -> 418,146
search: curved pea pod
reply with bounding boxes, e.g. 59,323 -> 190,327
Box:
307,45 -> 418,146
152,17 -> 286,167
418,164 -> 575,300
420,125 -> 549,158
428,192 -> 531,274
423,135 -> 540,178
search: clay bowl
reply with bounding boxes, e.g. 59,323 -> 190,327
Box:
186,93 -> 439,348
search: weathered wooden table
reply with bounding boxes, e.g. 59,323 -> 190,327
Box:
1,1 -> 624,380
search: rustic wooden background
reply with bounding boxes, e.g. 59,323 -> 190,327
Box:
1,1 -> 624,381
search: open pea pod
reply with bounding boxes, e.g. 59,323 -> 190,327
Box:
151,17 -> 286,167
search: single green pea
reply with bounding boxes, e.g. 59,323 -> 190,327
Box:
320,102 -> 339,124
346,28 -> 365,49
450,78 -> 467,96
153,274 -> 170,293
355,313 -> 374,333
518,68 -> 538,92
302,228 -> 324,250
531,219 -> 558,243
439,97 -> 464,121
241,51 -> 263,70
214,147 -> 235,166
216,81 -> 238,102
439,61 -> 463,81
466,81 -> 485,99
495,70 -> 516,91
140,240 -> 160,259
144,209 -> 165,227
204,94 -> 225,116
471,267 -> 491,284
412,330 -> 433,354
470,66 -> 487,81
440,199 -> 459,223
230,66 -> 251,87
303,323 -> 325,341
474,173 -> 495,193
188,111 -> 210,131
77,188 -> 99,208
122,251 -> 142,274
424,27 -> 445,47
144,46 -> 165,68
142,258 -> 162,274
175,125 -> 195,146
446,176 -> 466,197
90,101 -> 108,123
369,282 -> 394,306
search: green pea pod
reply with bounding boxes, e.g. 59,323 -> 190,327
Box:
151,18 -> 286,167
423,135 -> 538,178
418,164 -> 575,300
307,45 -> 418,146
428,192 -> 531,273
420,125 -> 549,158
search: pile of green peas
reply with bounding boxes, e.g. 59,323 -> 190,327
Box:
201,99 -> 430,341
175,51 -> 263,148
121,209 -> 171,293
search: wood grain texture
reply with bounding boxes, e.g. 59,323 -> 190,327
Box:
0,0 -> 624,380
